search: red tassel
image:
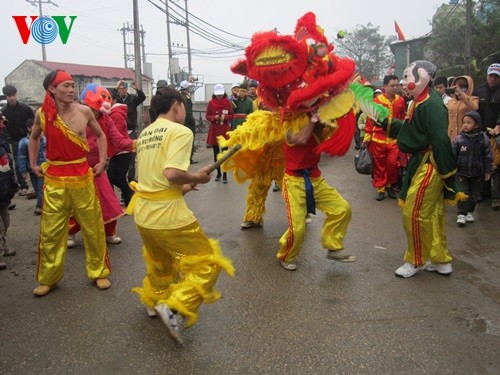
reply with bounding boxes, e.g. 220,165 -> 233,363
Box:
314,110 -> 356,156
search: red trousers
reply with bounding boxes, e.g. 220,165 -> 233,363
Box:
368,141 -> 399,189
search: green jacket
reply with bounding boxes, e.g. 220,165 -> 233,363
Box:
387,89 -> 461,202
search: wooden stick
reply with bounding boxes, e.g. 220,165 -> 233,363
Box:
207,144 -> 242,173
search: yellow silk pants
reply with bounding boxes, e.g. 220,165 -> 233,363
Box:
133,221 -> 234,327
402,163 -> 452,266
36,175 -> 110,286
277,175 -> 351,263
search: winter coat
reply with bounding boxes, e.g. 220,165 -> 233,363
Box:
205,95 -> 234,146
0,138 -> 19,204
452,129 -> 492,178
447,76 -> 479,140
473,83 -> 500,131
109,104 -> 131,156
491,135 -> 500,168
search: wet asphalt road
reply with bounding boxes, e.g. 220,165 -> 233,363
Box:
0,134 -> 499,375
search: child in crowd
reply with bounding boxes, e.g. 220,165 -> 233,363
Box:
18,119 -> 46,215
489,128 -> 500,210
452,111 -> 492,226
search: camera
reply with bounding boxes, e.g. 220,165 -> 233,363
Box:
445,87 -> 455,96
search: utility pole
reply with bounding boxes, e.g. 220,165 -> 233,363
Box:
26,0 -> 58,61
119,23 -> 132,68
140,25 -> 147,71
184,0 -> 192,75
133,0 -> 143,131
464,0 -> 472,75
165,0 -> 174,84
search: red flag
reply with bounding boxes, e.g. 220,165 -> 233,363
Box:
394,21 -> 406,41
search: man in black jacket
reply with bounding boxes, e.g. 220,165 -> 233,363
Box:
472,63 -> 500,201
1,85 -> 34,194
473,63 -> 500,134
116,80 -> 146,181
179,80 -> 197,164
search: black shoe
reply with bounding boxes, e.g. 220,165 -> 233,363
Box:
387,188 -> 398,199
190,160 -> 198,164
222,173 -> 227,184
215,173 -> 221,182
8,203 -> 15,210
375,192 -> 385,201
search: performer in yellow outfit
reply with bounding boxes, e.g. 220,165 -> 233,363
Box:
128,87 -> 234,344
29,70 -> 111,296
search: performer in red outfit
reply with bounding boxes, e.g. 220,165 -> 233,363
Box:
68,84 -> 135,247
277,116 -> 355,271
29,71 -> 111,296
363,75 -> 407,200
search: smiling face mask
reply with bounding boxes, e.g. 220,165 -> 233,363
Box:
402,60 -> 437,99
80,83 -> 112,114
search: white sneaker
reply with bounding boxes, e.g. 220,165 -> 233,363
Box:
147,307 -> 157,317
154,304 -> 183,344
395,262 -> 426,278
67,235 -> 75,248
305,214 -> 313,224
456,215 -> 466,226
280,261 -> 297,271
425,262 -> 452,275
106,235 -> 122,244
240,221 -> 261,229
465,212 -> 474,223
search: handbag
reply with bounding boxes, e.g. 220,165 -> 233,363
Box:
354,146 -> 373,175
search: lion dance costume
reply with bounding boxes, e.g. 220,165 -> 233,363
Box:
219,13 -> 389,264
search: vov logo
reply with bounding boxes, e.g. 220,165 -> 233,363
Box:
13,16 -> 77,45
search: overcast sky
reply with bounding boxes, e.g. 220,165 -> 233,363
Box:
2,0 -> 448,100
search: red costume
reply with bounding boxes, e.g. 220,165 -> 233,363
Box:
364,93 -> 407,190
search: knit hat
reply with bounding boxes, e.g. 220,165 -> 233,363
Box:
463,111 -> 482,127
156,79 -> 168,88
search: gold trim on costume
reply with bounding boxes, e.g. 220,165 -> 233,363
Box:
40,113 -> 90,152
126,181 -> 183,215
44,168 -> 94,189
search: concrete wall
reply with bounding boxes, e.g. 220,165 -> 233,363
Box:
4,60 -> 48,103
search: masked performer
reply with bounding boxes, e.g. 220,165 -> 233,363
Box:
67,84 -> 135,247
128,87 -> 234,344
29,70 -> 111,296
380,61 -> 464,278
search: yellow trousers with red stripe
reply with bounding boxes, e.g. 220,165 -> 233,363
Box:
36,174 -> 110,286
133,221 -> 234,327
402,163 -> 452,266
277,175 -> 351,263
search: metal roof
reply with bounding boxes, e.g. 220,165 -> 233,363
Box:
33,60 -> 152,81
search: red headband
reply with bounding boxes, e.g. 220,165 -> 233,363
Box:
49,70 -> 73,88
